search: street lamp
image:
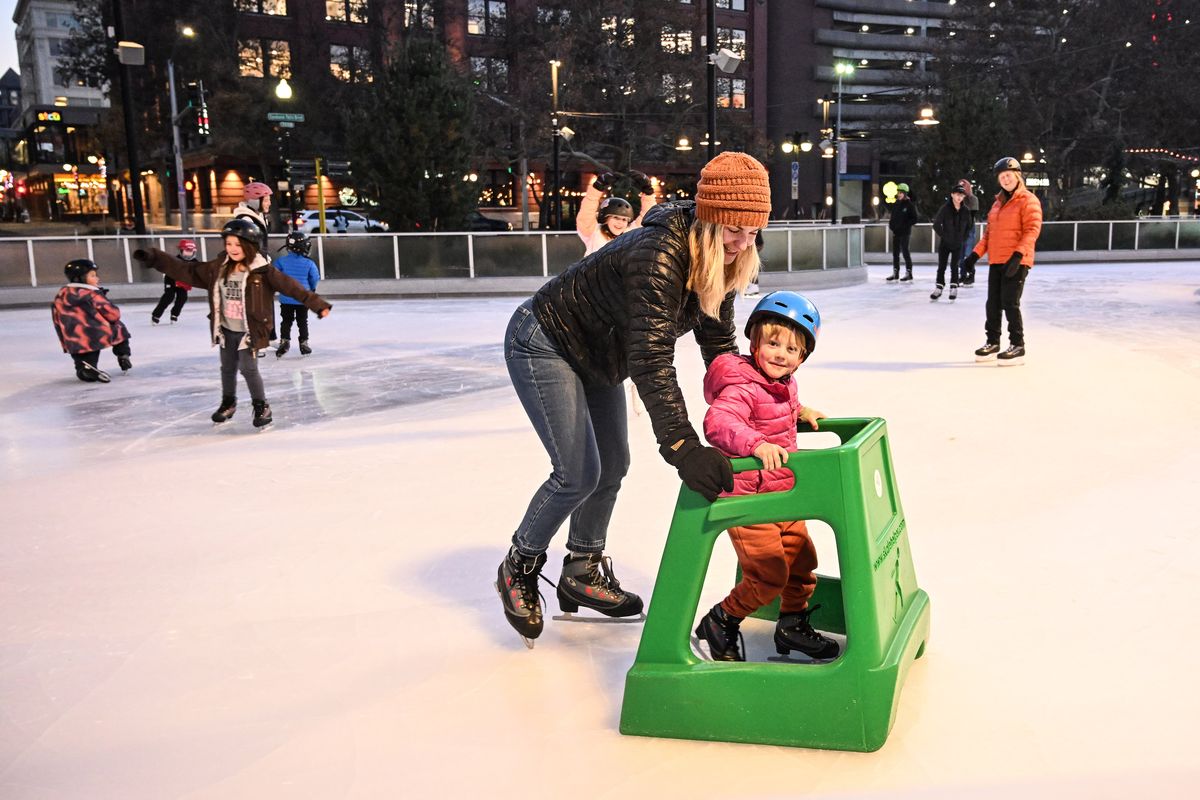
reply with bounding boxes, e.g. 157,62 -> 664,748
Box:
167,22 -> 197,232
831,62 -> 854,224
111,0 -> 147,233
275,77 -> 297,230
549,60 -> 561,230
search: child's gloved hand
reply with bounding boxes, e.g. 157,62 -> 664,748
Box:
961,251 -> 979,273
592,172 -> 616,192
797,406 -> 826,430
753,442 -> 788,471
629,170 -> 654,196
1004,252 -> 1023,277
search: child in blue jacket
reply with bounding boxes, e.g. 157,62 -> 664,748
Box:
274,232 -> 322,357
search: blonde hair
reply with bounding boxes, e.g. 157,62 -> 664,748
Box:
749,320 -> 807,361
687,220 -> 761,318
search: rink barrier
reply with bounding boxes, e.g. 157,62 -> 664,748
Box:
620,417 -> 930,752
0,226 -> 864,290
863,218 -> 1200,263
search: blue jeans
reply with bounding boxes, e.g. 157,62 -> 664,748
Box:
505,299 -> 630,558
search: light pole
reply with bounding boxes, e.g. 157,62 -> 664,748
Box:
111,0 -> 146,233
275,78 -> 297,231
706,2 -> 716,162
167,24 -> 196,232
832,62 -> 853,224
549,59 -> 561,230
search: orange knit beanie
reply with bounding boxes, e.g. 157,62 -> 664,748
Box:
695,151 -> 772,228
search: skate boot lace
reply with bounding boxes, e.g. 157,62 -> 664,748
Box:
511,556 -> 546,616
586,554 -> 624,595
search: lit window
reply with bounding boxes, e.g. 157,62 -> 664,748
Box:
716,0 -> 746,9
467,0 -> 507,37
602,16 -> 635,47
330,45 -> 372,83
403,0 -> 435,29
662,74 -> 693,104
470,56 -> 508,93
235,0 -> 287,14
661,26 -> 693,54
717,27 -> 747,63
325,1 -> 368,23
716,77 -> 746,109
238,39 -> 264,77
536,6 -> 570,25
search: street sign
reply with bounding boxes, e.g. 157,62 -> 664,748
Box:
278,121 -> 295,129
267,112 -> 305,123
790,160 -> 799,200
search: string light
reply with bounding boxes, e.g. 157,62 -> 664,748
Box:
1125,147 -> 1200,161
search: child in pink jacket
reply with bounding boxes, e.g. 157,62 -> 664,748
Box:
696,291 -> 839,663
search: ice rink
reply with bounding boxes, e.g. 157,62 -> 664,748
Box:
3,262 -> 1199,798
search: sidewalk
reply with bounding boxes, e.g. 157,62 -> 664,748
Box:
0,220 -> 221,238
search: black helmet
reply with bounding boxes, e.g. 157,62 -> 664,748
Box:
221,218 -> 263,248
64,258 -> 98,283
993,157 -> 1022,174
283,231 -> 311,256
597,197 -> 634,224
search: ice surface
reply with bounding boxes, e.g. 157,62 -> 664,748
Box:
3,262 -> 1200,798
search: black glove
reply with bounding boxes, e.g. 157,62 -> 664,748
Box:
132,249 -> 150,263
665,440 -> 733,502
1004,252 -> 1023,277
961,252 -> 979,273
629,170 -> 654,195
99,286 -> 110,296
592,172 -> 616,192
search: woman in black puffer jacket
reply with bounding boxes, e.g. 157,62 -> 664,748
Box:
497,152 -> 773,646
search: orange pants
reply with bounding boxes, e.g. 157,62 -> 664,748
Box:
720,519 -> 817,619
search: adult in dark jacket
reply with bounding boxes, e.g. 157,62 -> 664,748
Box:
134,219 -> 332,428
886,183 -> 919,282
497,152 -> 771,646
930,184 -> 974,300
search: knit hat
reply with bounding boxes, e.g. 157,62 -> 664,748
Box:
950,184 -> 966,195
695,152 -> 771,228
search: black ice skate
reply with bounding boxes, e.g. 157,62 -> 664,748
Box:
929,284 -> 943,301
694,604 -> 745,662
170,315 -> 179,323
899,271 -> 913,283
997,344 -> 1026,366
117,355 -> 132,372
495,546 -> 547,648
974,343 -> 1000,362
948,284 -> 958,301
554,552 -> 644,621
275,340 -> 290,358
298,339 -> 312,356
211,396 -> 237,423
885,271 -> 900,283
76,362 -> 110,383
252,400 -> 273,428
774,605 -> 840,661
151,315 -> 161,325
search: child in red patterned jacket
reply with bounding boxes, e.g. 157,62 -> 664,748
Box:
695,291 -> 839,663
51,259 -> 132,383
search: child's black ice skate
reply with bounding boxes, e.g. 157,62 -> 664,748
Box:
885,271 -> 900,283
211,396 -> 236,423
693,604 -> 745,662
117,355 -> 132,372
929,284 -> 943,301
275,340 -> 290,358
997,344 -> 1026,366
298,339 -> 312,356
553,552 -> 644,622
948,284 -> 958,301
76,362 -> 110,383
899,271 -> 913,283
495,546 -> 547,648
974,342 -> 1000,362
773,605 -> 839,661
252,400 -> 273,429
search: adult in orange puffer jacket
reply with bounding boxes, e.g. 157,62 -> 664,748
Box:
962,157 -> 1043,365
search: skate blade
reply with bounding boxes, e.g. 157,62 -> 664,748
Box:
493,581 -> 540,649
552,611 -> 646,624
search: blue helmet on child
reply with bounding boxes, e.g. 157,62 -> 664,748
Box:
745,291 -> 821,361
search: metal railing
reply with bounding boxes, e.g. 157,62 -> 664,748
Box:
0,225 -> 866,288
865,218 -> 1200,257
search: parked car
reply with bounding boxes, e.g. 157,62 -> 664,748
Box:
464,210 -> 513,231
293,209 -> 389,233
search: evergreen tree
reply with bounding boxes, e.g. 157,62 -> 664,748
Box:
345,38 -> 476,231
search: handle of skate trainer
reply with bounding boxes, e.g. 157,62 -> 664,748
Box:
795,417 -> 875,446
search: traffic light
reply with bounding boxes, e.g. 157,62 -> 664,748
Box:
16,179 -> 26,197
187,80 -> 209,140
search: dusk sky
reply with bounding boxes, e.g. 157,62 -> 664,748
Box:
1,0 -> 17,78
